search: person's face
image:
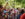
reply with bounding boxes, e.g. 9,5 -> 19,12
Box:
18,8 -> 20,11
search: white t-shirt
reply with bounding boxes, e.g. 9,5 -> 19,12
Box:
12,11 -> 14,13
16,10 -> 20,13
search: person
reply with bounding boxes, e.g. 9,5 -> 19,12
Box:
16,8 -> 20,19
3,7 -> 7,14
20,13 -> 25,19
21,9 -> 24,14
18,9 -> 24,19
0,4 -> 3,19
8,10 -> 11,16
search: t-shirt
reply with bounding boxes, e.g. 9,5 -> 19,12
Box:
14,10 -> 16,13
12,11 -> 14,13
20,13 -> 25,19
4,10 -> 7,13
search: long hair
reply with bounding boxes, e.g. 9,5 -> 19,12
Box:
21,9 -> 24,14
0,4 -> 3,8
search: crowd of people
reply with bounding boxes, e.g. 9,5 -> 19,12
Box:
0,3 -> 25,19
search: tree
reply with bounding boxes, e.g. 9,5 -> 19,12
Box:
22,0 -> 25,4
16,0 -> 22,3
0,0 -> 5,4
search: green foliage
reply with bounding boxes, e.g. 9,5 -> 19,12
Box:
22,0 -> 25,4
0,0 -> 25,8
16,0 -> 22,3
0,0 -> 5,4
